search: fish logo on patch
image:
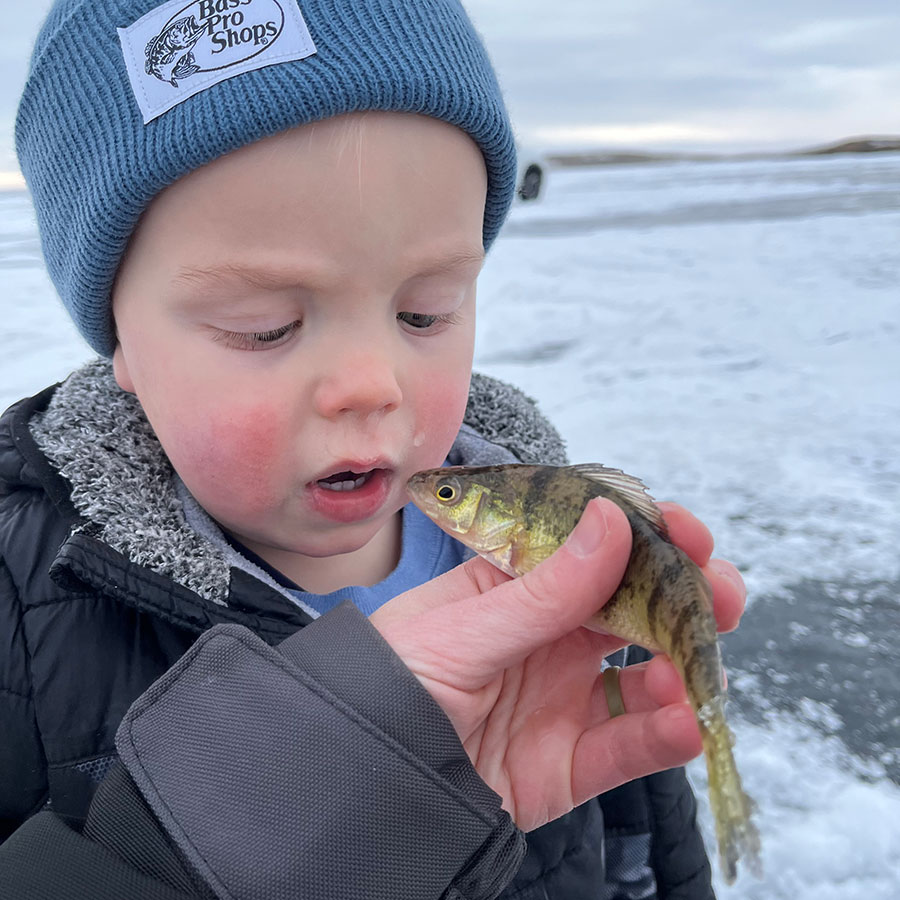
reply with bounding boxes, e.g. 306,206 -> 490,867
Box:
119,0 -> 317,123
145,15 -> 204,87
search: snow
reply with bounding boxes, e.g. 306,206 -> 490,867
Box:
3,150 -> 900,896
476,152 -> 900,896
690,715 -> 900,897
478,154 -> 900,600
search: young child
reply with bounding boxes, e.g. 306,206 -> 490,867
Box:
1,1 -> 747,897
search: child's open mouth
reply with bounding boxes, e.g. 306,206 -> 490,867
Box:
308,467 -> 393,522
316,470 -> 375,492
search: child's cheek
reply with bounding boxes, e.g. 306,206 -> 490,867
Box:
170,403 -> 290,517
414,374 -> 471,460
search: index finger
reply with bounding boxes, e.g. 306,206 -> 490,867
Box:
656,502 -> 746,632
656,501 -> 714,567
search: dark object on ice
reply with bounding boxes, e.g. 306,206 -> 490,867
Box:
516,147 -> 548,201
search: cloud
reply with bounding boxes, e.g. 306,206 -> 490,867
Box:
471,0 -> 900,151
0,4 -> 54,174
763,16 -> 899,52
1,0 -> 898,169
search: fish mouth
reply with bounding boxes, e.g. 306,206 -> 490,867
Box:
406,469 -> 482,536
186,17 -> 205,42
405,467 -> 446,495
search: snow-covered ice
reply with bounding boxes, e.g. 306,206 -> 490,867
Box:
2,150 -> 899,896
477,151 -> 900,897
479,153 -> 900,599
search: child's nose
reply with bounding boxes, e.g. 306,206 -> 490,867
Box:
313,350 -> 403,419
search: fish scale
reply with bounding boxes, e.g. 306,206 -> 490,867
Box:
408,462 -> 762,885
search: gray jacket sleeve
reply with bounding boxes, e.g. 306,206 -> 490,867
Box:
0,602 -> 525,900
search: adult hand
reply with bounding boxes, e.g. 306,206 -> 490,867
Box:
370,498 -> 746,832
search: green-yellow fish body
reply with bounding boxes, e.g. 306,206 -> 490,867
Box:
407,463 -> 761,885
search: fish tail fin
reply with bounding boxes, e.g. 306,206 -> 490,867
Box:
699,698 -> 763,884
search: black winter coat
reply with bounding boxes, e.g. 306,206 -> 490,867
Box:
0,362 -> 714,899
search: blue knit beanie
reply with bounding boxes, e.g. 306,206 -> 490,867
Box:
15,0 -> 517,357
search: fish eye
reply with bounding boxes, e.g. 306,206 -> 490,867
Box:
435,480 -> 459,503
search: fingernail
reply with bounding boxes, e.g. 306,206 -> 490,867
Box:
565,498 -> 610,558
708,559 -> 747,601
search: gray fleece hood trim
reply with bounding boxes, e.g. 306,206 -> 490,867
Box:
29,359 -> 567,606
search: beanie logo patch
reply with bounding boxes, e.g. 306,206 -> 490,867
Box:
118,0 -> 317,124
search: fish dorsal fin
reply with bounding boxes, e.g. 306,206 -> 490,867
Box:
567,464 -> 668,536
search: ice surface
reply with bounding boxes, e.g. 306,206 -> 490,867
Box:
2,151 -> 899,896
477,153 -> 900,599
476,153 -> 900,896
690,714 -> 900,897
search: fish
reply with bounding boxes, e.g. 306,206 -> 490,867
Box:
407,463 -> 761,885
145,15 -> 204,87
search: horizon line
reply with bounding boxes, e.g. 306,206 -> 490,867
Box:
2,132 -> 898,192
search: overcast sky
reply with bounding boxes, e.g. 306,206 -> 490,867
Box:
2,0 -> 899,177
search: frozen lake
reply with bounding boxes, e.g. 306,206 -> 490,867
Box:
2,150 -> 900,896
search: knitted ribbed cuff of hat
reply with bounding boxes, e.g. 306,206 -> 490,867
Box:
16,0 -> 517,356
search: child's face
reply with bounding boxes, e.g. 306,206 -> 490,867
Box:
112,112 -> 487,588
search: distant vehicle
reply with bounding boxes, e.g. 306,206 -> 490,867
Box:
515,145 -> 548,202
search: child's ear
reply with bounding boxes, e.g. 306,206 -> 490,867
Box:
112,343 -> 135,393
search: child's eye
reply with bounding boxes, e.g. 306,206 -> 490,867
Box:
397,312 -> 439,329
397,311 -> 461,332
214,321 -> 301,350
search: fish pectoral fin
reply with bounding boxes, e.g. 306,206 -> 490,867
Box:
474,516 -> 521,551
567,463 -> 667,536
173,56 -> 199,79
510,540 -> 560,573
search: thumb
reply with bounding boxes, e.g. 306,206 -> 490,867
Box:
430,497 -> 633,680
